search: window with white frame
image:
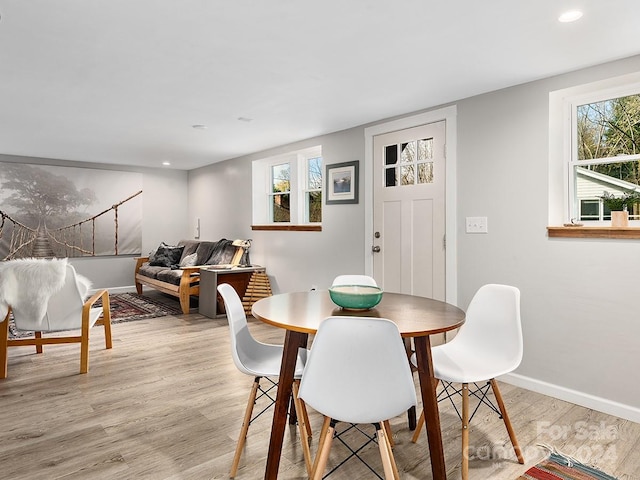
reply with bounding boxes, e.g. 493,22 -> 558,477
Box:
565,84 -> 640,223
252,146 -> 322,226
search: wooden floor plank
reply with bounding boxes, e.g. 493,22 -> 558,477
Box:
1,312 -> 637,479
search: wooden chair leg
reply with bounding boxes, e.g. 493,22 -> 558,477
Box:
312,416 -> 331,477
300,397 -> 312,439
411,409 -> 425,443
411,378 -> 437,443
292,380 -> 313,476
383,419 -> 395,448
231,377 -> 260,478
35,332 -> 43,354
80,312 -> 90,374
490,379 -> 524,464
0,313 -> 9,379
377,424 -> 400,480
312,420 -> 335,480
101,291 -> 113,349
461,383 -> 469,480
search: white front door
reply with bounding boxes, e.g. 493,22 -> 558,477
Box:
372,121 -> 446,300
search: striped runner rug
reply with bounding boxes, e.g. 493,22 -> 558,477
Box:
518,452 -> 618,480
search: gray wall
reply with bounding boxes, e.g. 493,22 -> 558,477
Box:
454,55 -> 640,418
188,127 -> 365,293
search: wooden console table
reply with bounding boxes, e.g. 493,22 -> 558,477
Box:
198,265 -> 266,318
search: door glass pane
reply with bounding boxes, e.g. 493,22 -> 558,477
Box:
401,165 -> 414,186
417,163 -> 434,184
271,194 -> 290,222
418,138 -> 433,160
385,145 -> 398,166
401,141 -> 416,163
385,167 -> 397,187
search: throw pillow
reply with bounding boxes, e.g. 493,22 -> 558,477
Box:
179,252 -> 198,268
149,243 -> 184,267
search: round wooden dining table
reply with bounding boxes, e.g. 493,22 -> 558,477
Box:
251,289 -> 465,480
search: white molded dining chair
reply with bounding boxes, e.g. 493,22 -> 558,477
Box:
298,316 -> 416,480
216,283 -> 312,478
411,284 -> 525,479
331,274 -> 377,287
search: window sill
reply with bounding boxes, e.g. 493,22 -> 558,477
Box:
252,224 -> 322,232
547,226 -> 640,239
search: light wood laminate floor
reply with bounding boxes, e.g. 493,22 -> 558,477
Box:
1,310 -> 638,479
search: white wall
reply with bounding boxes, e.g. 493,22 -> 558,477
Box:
0,154 -> 189,290
188,127 -> 365,293
454,55 -> 640,420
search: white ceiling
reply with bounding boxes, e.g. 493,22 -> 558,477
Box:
1,1 -> 639,170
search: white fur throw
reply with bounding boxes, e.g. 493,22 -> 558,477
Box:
0,258 -> 69,325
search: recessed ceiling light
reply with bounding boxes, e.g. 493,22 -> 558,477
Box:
162,161 -> 171,166
191,124 -> 208,130
558,10 -> 583,22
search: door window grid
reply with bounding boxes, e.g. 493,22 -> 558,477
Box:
384,138 -> 434,187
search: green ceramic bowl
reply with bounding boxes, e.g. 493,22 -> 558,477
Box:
328,285 -> 384,310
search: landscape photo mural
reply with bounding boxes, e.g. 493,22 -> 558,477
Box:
0,162 -> 142,260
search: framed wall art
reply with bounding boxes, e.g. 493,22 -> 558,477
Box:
0,162 -> 142,259
326,160 -> 359,205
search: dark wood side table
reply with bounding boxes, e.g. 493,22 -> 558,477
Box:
199,265 -> 266,318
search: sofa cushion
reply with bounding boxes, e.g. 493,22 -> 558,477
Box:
149,243 -> 184,267
178,240 -> 200,262
138,264 -> 167,279
156,268 -> 197,286
179,252 -> 198,268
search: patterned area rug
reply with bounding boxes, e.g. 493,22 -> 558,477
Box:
518,452 -> 618,480
7,292 -> 184,339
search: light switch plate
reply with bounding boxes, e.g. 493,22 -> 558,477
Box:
466,216 -> 488,233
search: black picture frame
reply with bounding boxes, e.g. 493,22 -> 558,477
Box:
326,160 -> 359,205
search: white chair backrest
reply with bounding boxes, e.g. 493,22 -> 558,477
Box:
7,262 -> 86,332
40,264 -> 87,332
452,284 -> 523,370
217,283 -> 263,376
298,316 -> 416,425
331,275 -> 377,287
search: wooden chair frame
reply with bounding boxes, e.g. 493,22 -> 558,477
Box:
0,289 -> 113,379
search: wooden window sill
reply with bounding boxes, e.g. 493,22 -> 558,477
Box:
252,224 -> 322,232
547,226 -> 640,239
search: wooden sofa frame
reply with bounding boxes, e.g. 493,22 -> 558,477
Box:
134,257 -> 202,314
134,245 -> 246,315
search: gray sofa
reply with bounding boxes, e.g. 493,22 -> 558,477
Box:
134,239 -> 247,314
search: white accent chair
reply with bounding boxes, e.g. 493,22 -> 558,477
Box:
331,274 -> 378,287
298,316 -> 417,480
411,284 -> 525,479
0,260 -> 112,378
216,283 -> 312,478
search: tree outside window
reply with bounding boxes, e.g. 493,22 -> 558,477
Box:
573,92 -> 640,221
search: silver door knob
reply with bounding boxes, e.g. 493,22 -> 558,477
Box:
372,246 -> 381,253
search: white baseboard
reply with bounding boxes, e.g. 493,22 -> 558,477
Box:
501,372 -> 640,424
